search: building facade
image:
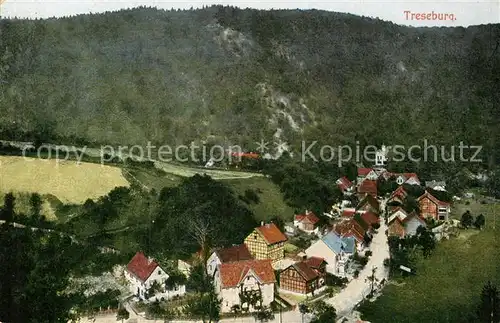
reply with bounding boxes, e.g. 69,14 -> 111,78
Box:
244,223 -> 287,267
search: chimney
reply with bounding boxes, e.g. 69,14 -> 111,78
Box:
261,221 -> 264,226
266,223 -> 271,228
302,255 -> 307,261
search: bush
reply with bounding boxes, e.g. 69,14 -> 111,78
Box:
353,270 -> 360,278
365,251 -> 373,258
372,222 -> 381,230
383,258 -> 390,267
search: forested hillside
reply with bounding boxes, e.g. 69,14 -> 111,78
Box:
0,6 -> 499,164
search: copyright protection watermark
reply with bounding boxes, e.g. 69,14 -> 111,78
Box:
13,139 -> 483,167
301,140 -> 483,166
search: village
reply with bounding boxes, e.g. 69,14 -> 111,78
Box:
75,146 -> 476,323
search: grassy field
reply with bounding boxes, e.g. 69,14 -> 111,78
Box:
359,198 -> 500,323
0,156 -> 129,204
222,177 -> 295,222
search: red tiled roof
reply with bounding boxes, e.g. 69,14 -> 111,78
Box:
337,176 -> 353,192
358,194 -> 380,210
304,256 -> 326,268
335,220 -> 365,242
216,244 -> 253,263
417,191 -> 450,207
292,261 -> 319,281
358,168 -> 373,176
342,209 -> 356,217
256,223 -> 288,245
295,211 -> 320,225
361,211 -> 380,226
219,259 -> 276,288
403,173 -> 419,180
231,152 -> 260,159
358,180 -> 378,195
390,186 -> 408,198
126,252 -> 159,282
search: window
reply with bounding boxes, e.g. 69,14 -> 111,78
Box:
158,270 -> 161,275
254,234 -> 257,240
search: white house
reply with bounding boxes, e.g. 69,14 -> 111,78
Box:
305,232 -> 355,276
425,180 -> 446,191
206,244 -> 253,278
375,145 -> 388,167
214,259 -> 276,313
125,252 -> 186,302
294,210 -> 320,234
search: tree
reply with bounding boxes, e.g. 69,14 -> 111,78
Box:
253,306 -> 274,322
29,193 -> 43,223
461,210 -> 474,228
310,301 -> 337,323
475,214 -> 486,230
415,226 -> 436,258
0,224 -> 80,322
299,304 -> 310,323
0,192 -> 15,222
477,281 -> 500,323
365,266 -> 379,297
116,307 -> 129,323
184,289 -> 221,323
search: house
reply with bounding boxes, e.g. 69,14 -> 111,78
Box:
387,207 -> 409,223
375,145 -> 388,167
207,244 -> 253,278
357,195 -> 380,214
334,220 -> 366,252
294,210 -> 320,234
125,252 -> 186,302
357,180 -> 378,199
426,180 -> 446,191
388,186 -> 408,206
214,259 -> 275,313
279,257 -> 327,296
417,191 -> 451,221
394,173 -> 420,186
357,168 -> 378,183
337,176 -> 354,194
387,211 -> 427,238
341,208 -> 357,218
244,222 -> 287,267
361,211 -> 380,229
305,232 -> 355,276
387,217 -> 405,238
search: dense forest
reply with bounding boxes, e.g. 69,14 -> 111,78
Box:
0,6 -> 499,167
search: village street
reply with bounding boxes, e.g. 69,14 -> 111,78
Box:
326,219 -> 389,318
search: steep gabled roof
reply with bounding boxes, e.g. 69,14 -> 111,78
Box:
390,186 -> 408,199
402,212 -> 427,226
321,231 -> 356,254
215,244 -> 253,263
358,168 -> 373,176
388,207 -> 408,223
334,220 -> 365,243
417,191 -> 450,207
126,252 -> 160,283
361,211 -> 380,226
342,209 -> 356,217
291,261 -> 319,282
358,180 -> 378,195
219,259 -> 276,288
255,223 -> 288,245
337,176 -> 354,192
295,211 -> 320,225
358,194 -> 380,211
304,256 -> 327,269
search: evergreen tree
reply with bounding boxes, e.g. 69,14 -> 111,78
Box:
477,281 -> 500,323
